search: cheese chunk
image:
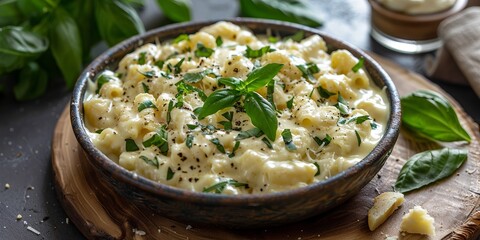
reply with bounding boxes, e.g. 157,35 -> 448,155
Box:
400,206 -> 435,236
368,192 -> 405,231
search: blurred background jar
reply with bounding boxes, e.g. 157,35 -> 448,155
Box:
368,0 -> 468,53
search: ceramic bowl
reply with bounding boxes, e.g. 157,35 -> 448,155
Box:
71,18 -> 401,228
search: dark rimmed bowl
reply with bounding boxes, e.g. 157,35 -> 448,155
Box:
71,18 -> 401,228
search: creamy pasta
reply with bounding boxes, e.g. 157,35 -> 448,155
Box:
83,22 -> 389,194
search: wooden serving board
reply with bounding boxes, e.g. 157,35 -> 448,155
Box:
52,54 -> 480,240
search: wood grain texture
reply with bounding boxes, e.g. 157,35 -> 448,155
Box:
52,54 -> 480,240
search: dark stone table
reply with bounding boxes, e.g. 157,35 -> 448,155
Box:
0,0 -> 478,239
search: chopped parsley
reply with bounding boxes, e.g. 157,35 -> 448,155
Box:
173,34 -> 189,44
186,134 -> 194,148
138,52 -> 147,65
261,137 -> 273,149
268,36 -> 279,43
183,69 -> 214,83
334,93 -> 350,115
317,86 -> 336,99
155,60 -> 165,69
228,141 -> 240,158
244,45 -> 273,58
370,121 -> 378,130
142,126 -> 169,155
167,100 -> 174,124
219,111 -> 234,130
355,130 -> 361,146
286,97 -> 294,110
173,58 -> 184,75
210,138 -> 226,154
95,129 -> 104,134
285,31 -> 305,42
125,138 -> 139,152
281,129 -> 297,151
313,162 -> 320,176
137,70 -> 156,78
216,36 -> 223,46
296,62 -> 319,83
141,82 -> 149,93
138,100 -> 158,112
235,128 -> 263,140
166,167 -> 174,180
139,155 -> 159,168
195,43 -> 214,58
203,179 -> 248,193
313,134 -> 332,147
352,57 -> 364,73
187,124 -> 198,130
346,115 -> 371,124
266,80 -> 275,110
95,71 -> 115,94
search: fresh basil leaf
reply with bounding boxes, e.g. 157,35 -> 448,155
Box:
351,57 -> 364,73
95,0 -> 145,46
49,8 -> 83,89
125,138 -> 139,152
173,34 -> 189,43
334,93 -> 350,115
140,155 -> 159,168
186,134 -> 194,148
244,92 -> 278,141
401,90 -> 471,143
355,130 -> 361,146
0,0 -> 23,27
347,115 -> 370,124
261,137 -> 273,149
13,62 -> 48,101
68,0 -> 99,59
143,127 -> 169,155
317,86 -> 336,99
313,134 -> 331,147
167,100 -> 174,124
371,122 -> 378,130
194,43 -> 214,58
0,27 -> 48,75
138,52 -> 147,65
138,100 -> 158,112
313,162 -> 320,176
286,97 -> 294,110
187,124 -> 198,130
95,71 -> 116,94
281,129 -> 297,151
173,58 -> 184,74
239,0 -> 322,27
197,89 -> 241,119
210,138 -> 226,154
17,0 -> 59,18
235,128 -> 263,140
244,63 -> 283,92
155,60 -> 165,69
203,179 -> 247,193
244,45 -> 272,58
296,62 -> 319,83
395,148 -> 468,193
183,69 -> 213,83
156,0 -> 191,22
218,77 -> 243,89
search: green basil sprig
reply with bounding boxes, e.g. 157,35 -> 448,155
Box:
394,148 -> 468,193
13,62 -> 48,101
197,63 -> 283,141
156,0 -> 191,22
203,179 -> 248,194
401,90 -> 471,143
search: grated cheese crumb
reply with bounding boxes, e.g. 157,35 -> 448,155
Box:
16,214 -> 22,220
186,225 -> 192,230
5,183 -> 10,189
135,230 -> 146,236
66,218 -> 69,224
27,226 -> 40,235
